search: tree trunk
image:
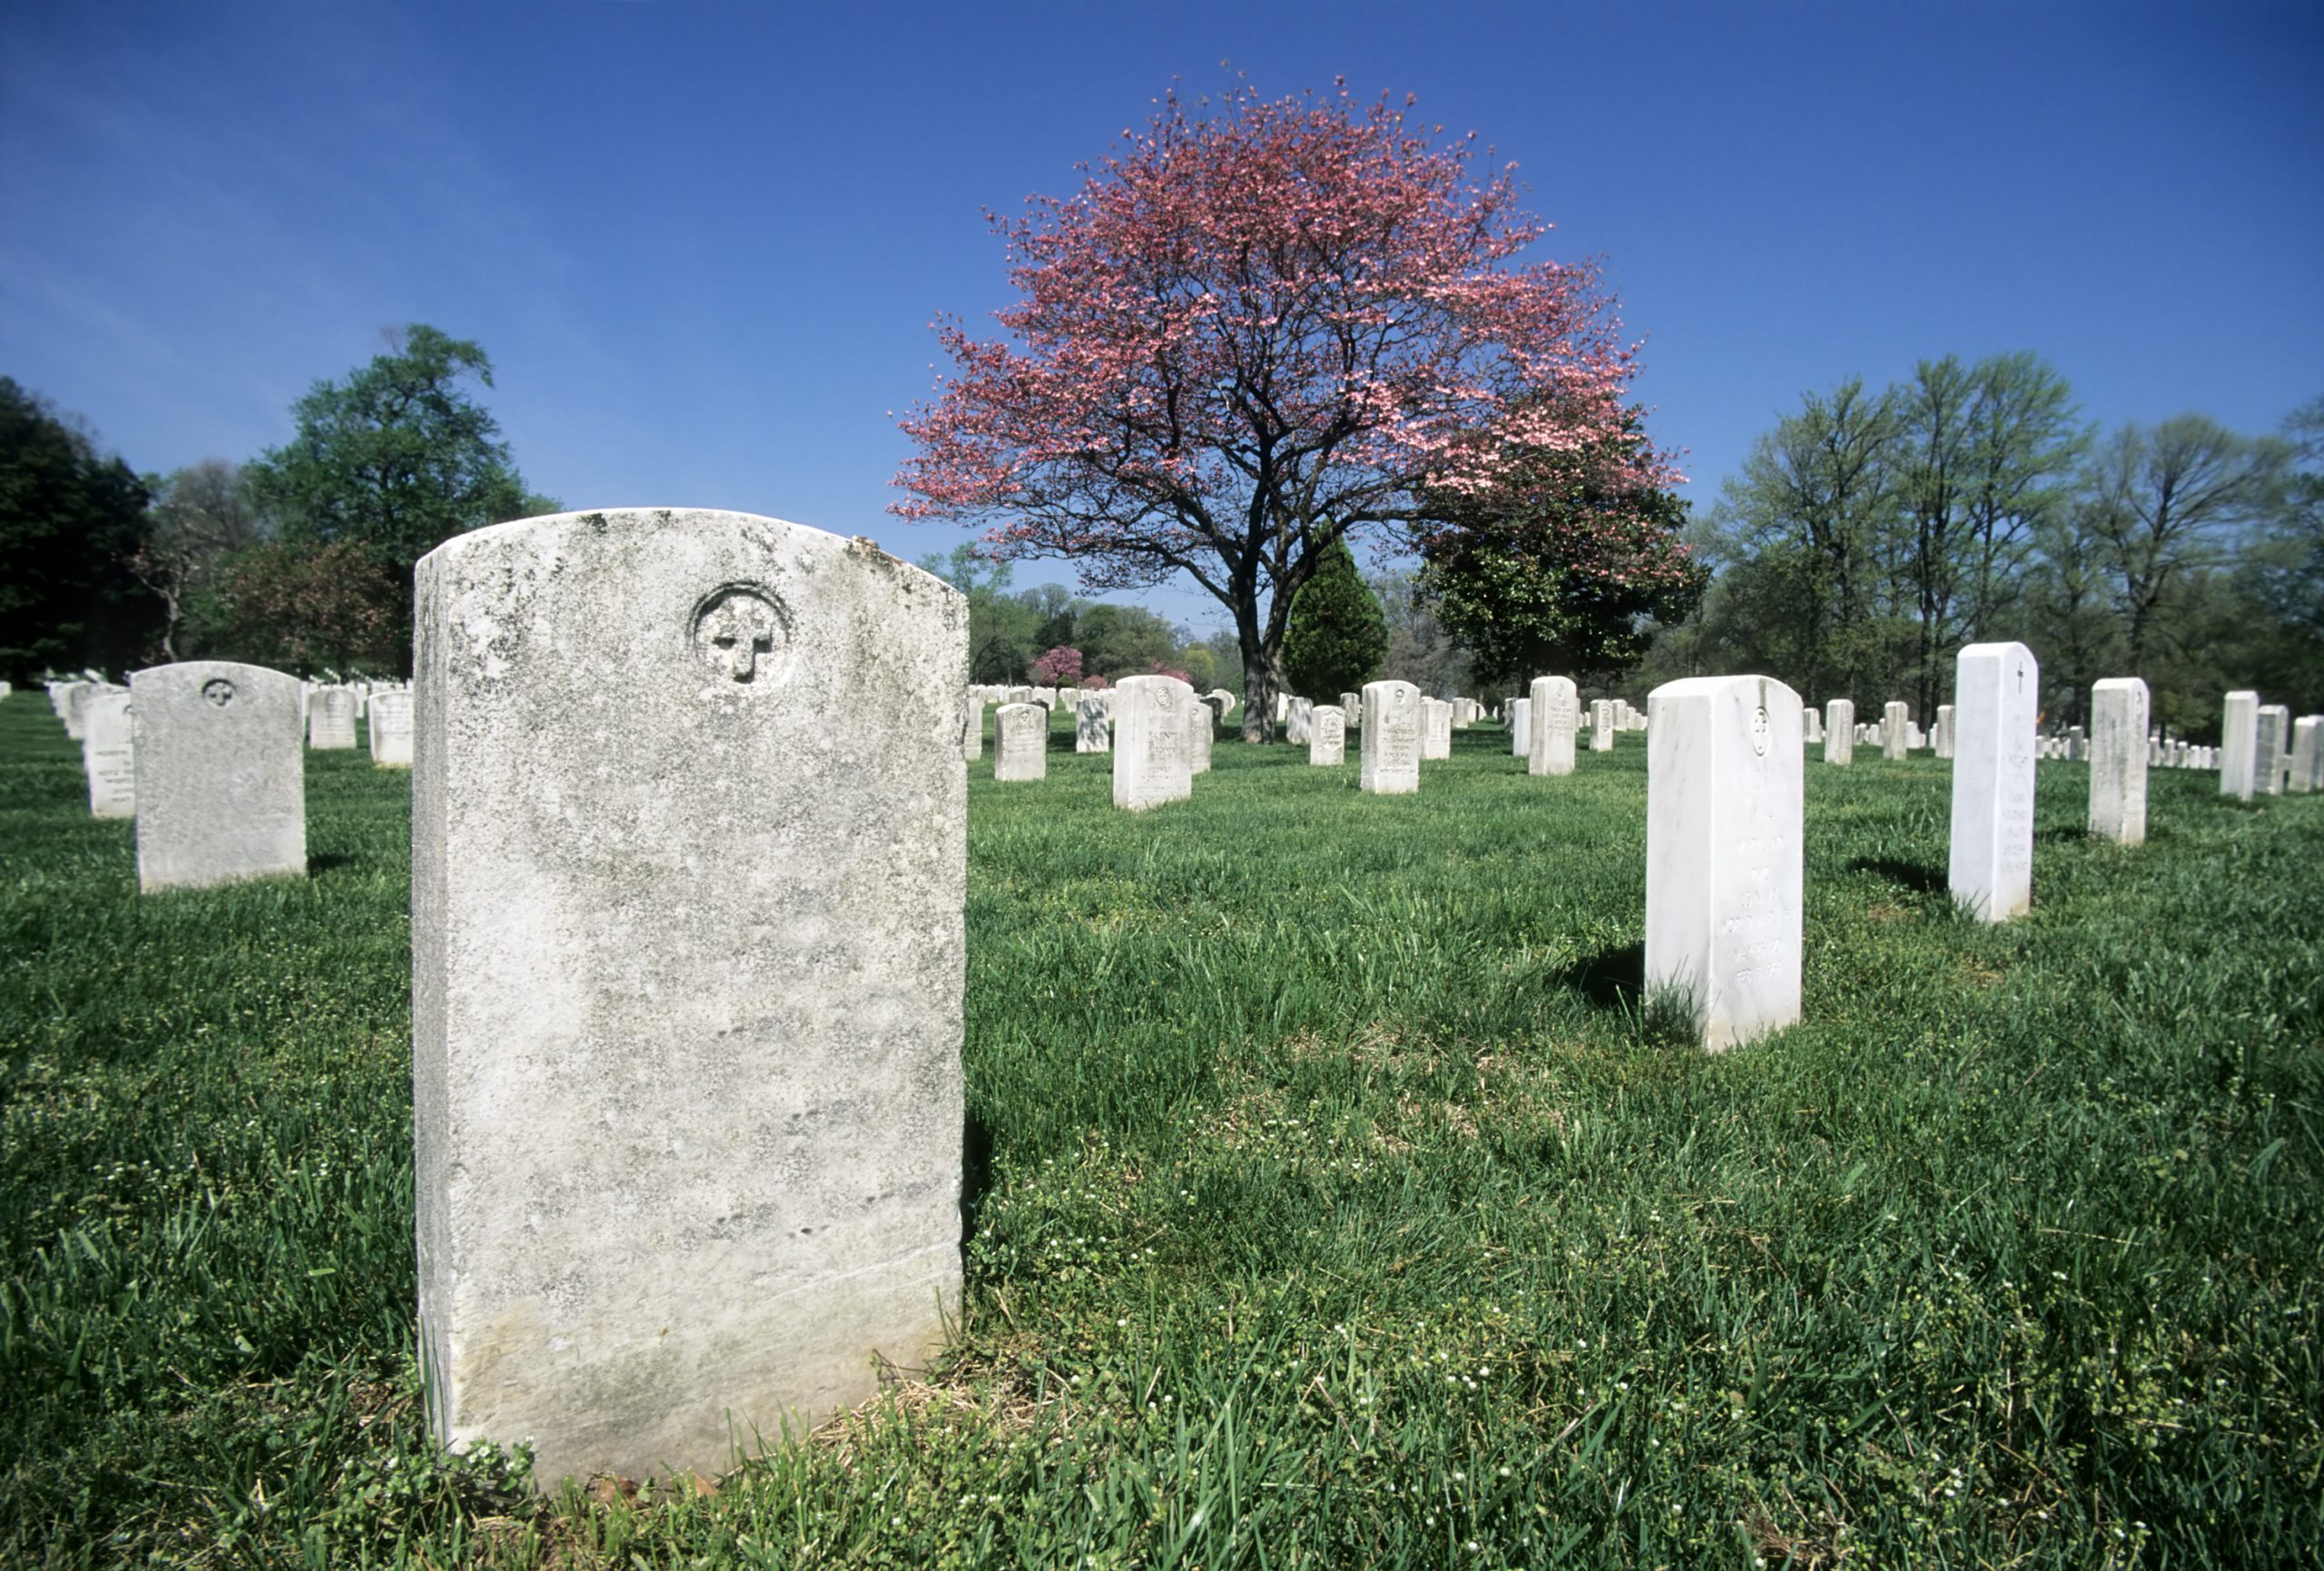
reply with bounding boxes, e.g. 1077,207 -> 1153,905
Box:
1238,614 -> 1277,743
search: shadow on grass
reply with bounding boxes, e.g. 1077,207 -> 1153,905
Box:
307,852 -> 360,874
960,1109 -> 996,1246
2035,825 -> 2091,845
1846,855 -> 1947,896
1559,939 -> 1643,1012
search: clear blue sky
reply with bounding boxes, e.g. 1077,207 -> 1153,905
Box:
5,1 -> 2319,634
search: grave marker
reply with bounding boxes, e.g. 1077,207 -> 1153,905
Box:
2219,691 -> 2259,800
81,689 -> 136,818
1823,699 -> 1854,766
309,685 -> 359,749
1310,704 -> 1346,766
1076,696 -> 1111,754
369,689 -> 415,768
1114,675 -> 1195,810
1528,676 -> 1578,777
994,701 -> 1048,781
1421,697 -> 1452,760
2089,677 -> 2149,845
410,508 -> 966,1487
130,662 -> 306,892
1360,681 -> 1421,794
1948,642 -> 2039,922
1644,675 -> 1803,1052
1508,697 -> 1531,756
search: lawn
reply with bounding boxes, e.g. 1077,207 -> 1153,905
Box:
2,693 -> 2318,1568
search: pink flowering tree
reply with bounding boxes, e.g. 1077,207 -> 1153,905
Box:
893,83 -> 1670,739
1029,644 -> 1084,685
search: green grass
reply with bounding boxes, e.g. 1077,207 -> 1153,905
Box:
3,693 -> 2319,1568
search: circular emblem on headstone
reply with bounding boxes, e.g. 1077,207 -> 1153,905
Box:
690,584 -> 789,685
202,678 -> 236,707
1750,706 -> 1770,756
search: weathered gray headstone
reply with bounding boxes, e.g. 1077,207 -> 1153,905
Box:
369,689 -> 415,768
1309,704 -> 1345,766
1338,691 -> 1362,726
1823,699 -> 1855,766
130,662 -> 306,892
1113,675 -> 1194,810
1934,704 -> 1955,759
1590,698 -> 1615,753
1285,697 -> 1314,746
308,685 -> 359,750
1528,676 -> 1578,777
1421,697 -> 1452,760
1187,696 -> 1214,774
1075,695 -> 1111,754
994,701 -> 1048,781
1802,705 -> 1822,745
1644,675 -> 1803,1052
1508,697 -> 1531,756
2089,677 -> 2149,846
1360,680 -> 1420,795
2219,691 -> 2259,800
81,689 -> 136,818
960,698 -> 985,762
410,508 -> 966,1488
1948,642 -> 2039,922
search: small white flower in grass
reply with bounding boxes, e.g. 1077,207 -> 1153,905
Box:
1452,1471 -> 1463,1482
1118,1319 -> 1128,1328
1499,1467 -> 1511,1477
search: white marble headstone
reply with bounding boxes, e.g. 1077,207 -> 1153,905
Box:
1948,642 -> 2039,922
369,689 -> 415,768
1360,680 -> 1421,795
130,662 -> 306,892
81,689 -> 136,818
1309,704 -> 1346,766
1528,676 -> 1577,777
1075,695 -> 1111,754
1113,675 -> 1195,810
2219,691 -> 2259,800
1644,675 -> 1804,1052
2089,677 -> 2148,846
994,701 -> 1048,781
1508,697 -> 1531,756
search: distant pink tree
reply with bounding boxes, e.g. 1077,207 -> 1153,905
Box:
1079,672 -> 1111,689
1029,645 -> 1085,684
1146,662 -> 1193,684
894,82 -> 1669,739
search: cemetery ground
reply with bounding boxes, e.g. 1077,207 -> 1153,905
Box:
2,698 -> 2319,1571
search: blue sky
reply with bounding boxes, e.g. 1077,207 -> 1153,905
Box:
5,1 -> 2319,634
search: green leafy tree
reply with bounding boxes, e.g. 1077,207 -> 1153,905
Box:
200,538 -> 404,674
1280,537 -> 1386,700
245,326 -> 551,669
0,377 -> 156,677
134,459 -> 269,661
1074,603 -> 1181,682
1417,420 -> 1705,690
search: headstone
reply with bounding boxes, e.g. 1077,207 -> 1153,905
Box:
1420,697 -> 1453,760
1360,680 -> 1421,795
1075,695 -> 1111,754
1187,697 -> 1214,774
81,688 -> 136,818
1309,704 -> 1346,766
2257,704 -> 2291,795
2065,725 -> 2087,763
130,662 -> 306,892
1591,698 -> 1615,753
1338,691 -> 1362,726
1285,697 -> 1314,746
1948,642 -> 2039,923
60,681 -> 97,740
1883,700 -> 1909,760
2219,691 -> 2260,800
1643,675 -> 1804,1052
994,701 -> 1048,780
1209,689 -> 1237,720
1274,691 -> 1291,724
1823,699 -> 1855,766
2290,716 -> 2321,794
2088,677 -> 2149,846
1527,677 -> 1578,777
1802,705 -> 1822,745
1113,675 -> 1194,810
369,689 -> 415,768
1508,697 -> 1531,756
309,685 -> 359,749
960,698 -> 985,761
410,507 -> 966,1488
1934,704 -> 1955,759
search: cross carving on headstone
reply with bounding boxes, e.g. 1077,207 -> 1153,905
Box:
695,589 -> 782,683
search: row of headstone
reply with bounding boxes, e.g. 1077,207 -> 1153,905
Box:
2221,692 -> 2324,798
